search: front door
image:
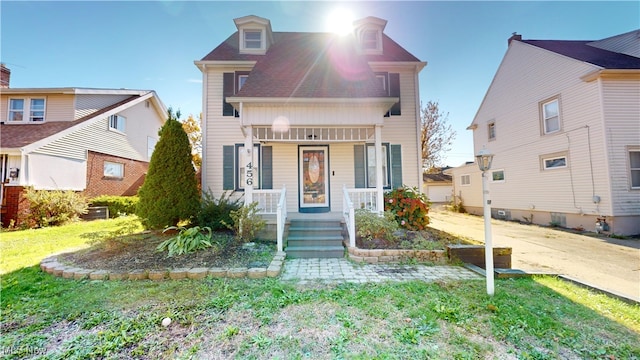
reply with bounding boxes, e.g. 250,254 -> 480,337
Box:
299,146 -> 330,212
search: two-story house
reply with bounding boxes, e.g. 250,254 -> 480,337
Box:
0,65 -> 167,226
451,30 -> 640,236
195,15 -> 426,254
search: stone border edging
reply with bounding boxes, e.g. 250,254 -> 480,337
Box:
39,252 -> 286,281
346,246 -> 447,264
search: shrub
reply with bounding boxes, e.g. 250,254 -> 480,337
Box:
89,195 -> 139,218
384,186 -> 431,230
449,195 -> 466,213
354,209 -> 399,241
222,202 -> 266,243
136,108 -> 200,229
157,225 -> 213,257
197,191 -> 242,231
20,187 -> 88,228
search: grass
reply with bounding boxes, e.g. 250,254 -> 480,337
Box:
1,218 -> 639,359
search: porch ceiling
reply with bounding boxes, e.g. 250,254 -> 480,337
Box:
252,126 -> 375,142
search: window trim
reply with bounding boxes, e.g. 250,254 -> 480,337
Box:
29,98 -> 46,122
240,28 -> 265,53
488,121 -> 496,141
540,96 -> 562,135
359,28 -> 383,54
460,174 -> 471,186
108,114 -> 126,133
8,98 -> 24,122
629,147 -> 640,190
491,169 -> 505,183
103,161 -> 124,179
7,97 -> 47,122
365,143 -> 391,189
541,152 -> 568,170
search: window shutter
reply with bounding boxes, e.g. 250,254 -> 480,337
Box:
389,73 -> 401,116
354,145 -> 365,188
390,144 -> 403,188
223,145 -> 234,190
223,73 -> 234,116
262,146 -> 273,189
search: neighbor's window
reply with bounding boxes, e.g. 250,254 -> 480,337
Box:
8,99 -> 24,121
461,174 -> 471,186
492,170 -> 505,182
542,155 -> 567,170
541,98 -> 560,134
488,122 -> 496,141
147,136 -> 157,159
104,161 -> 124,178
109,114 -> 126,132
29,98 -> 46,122
630,150 -> 640,189
366,144 -> 389,188
244,30 -> 262,49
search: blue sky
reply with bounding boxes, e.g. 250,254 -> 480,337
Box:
2,1 -> 638,166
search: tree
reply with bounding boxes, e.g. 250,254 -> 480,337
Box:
136,108 -> 200,230
182,113 -> 202,171
420,100 -> 456,171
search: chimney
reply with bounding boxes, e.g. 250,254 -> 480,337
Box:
508,32 -> 522,46
0,64 -> 10,88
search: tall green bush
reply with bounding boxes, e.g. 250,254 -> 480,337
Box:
136,108 -> 200,230
20,187 -> 88,228
197,191 -> 242,231
90,195 -> 138,218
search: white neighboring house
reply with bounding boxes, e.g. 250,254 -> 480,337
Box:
450,30 -> 640,235
0,69 -> 167,226
195,15 -> 426,252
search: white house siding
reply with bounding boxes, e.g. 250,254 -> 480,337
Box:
0,93 -> 74,123
449,164 -> 483,211
602,77 -> 640,229
74,94 -> 132,120
588,30 -> 640,58
471,41 -> 612,221
27,153 -> 86,190
34,101 -> 160,162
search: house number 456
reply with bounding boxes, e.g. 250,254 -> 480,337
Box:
245,162 -> 254,186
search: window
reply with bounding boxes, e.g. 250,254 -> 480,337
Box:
488,122 -> 496,141
491,170 -> 505,182
238,74 -> 248,92
630,150 -> 640,189
222,144 -> 272,191
103,161 -> 124,178
223,71 -> 250,117
366,144 -> 389,188
109,114 -> 126,132
147,137 -> 157,159
8,98 -> 46,122
362,29 -> 378,50
375,74 -> 387,93
244,30 -> 262,49
237,145 -> 260,190
30,99 -> 45,122
461,174 -> 471,186
8,99 -> 24,121
541,98 -> 560,134
376,72 -> 400,117
542,154 -> 567,170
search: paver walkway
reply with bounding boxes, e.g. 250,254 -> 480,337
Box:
281,258 -> 482,284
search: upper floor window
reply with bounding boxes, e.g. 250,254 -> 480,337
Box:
8,98 -> 46,122
238,74 -> 248,91
488,122 -> 496,141
109,114 -> 126,133
362,29 -> 379,50
461,174 -> 471,186
243,29 -> 262,49
541,98 -> 561,134
630,149 -> 640,189
375,72 -> 401,117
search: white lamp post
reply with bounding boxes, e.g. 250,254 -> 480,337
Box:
476,148 -> 495,296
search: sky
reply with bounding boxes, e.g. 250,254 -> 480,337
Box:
2,1 -> 638,166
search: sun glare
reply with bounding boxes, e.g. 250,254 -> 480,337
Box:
326,8 -> 355,35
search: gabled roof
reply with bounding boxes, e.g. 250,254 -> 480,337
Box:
423,172 -> 452,183
199,31 -> 422,99
521,39 -> 640,69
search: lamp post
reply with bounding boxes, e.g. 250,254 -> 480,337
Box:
476,148 -> 495,296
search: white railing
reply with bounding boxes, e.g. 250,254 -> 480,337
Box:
342,185 -> 356,247
347,188 -> 379,212
276,185 -> 287,252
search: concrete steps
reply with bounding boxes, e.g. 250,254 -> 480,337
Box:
285,219 -> 345,258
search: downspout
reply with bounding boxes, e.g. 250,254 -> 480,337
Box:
200,64 -> 208,195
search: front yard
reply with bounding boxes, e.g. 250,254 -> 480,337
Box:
1,217 -> 639,359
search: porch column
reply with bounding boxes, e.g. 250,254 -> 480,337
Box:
243,125 -> 253,206
375,125 -> 384,213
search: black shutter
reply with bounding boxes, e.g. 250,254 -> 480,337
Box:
222,145 -> 234,190
389,73 -> 401,116
354,145 -> 365,188
390,144 -> 403,188
262,146 -> 272,189
223,73 -> 234,116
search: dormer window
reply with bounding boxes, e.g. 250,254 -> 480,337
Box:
362,30 -> 379,50
244,30 -> 262,49
353,16 -> 386,55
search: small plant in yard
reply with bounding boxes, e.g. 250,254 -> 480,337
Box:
384,186 -> 430,230
89,195 -> 139,218
19,187 -> 88,228
197,190 -> 242,231
157,225 -> 214,257
355,209 -> 399,242
222,202 -> 266,243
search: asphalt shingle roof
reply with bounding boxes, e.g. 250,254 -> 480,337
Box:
522,40 -> 640,69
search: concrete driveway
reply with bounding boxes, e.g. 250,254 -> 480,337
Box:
428,207 -> 640,302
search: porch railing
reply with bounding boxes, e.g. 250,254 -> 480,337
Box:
254,185 -> 287,252
342,185 -> 356,247
343,187 -> 379,248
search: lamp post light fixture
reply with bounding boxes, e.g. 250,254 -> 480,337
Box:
476,148 -> 495,296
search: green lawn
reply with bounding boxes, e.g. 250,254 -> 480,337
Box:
1,218 -> 639,359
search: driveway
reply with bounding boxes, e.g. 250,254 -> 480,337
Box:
428,207 -> 640,302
